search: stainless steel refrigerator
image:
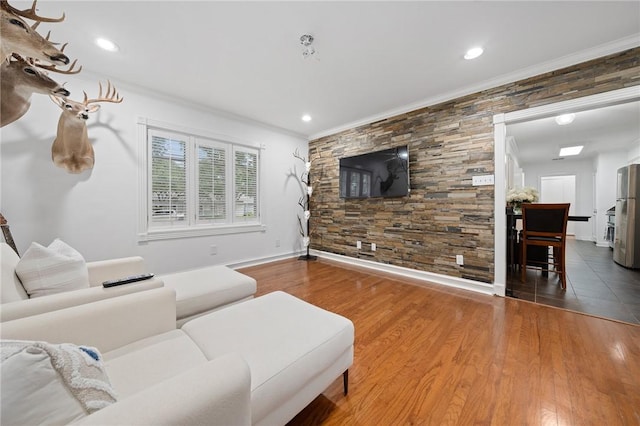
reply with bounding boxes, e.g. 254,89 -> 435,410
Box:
614,164 -> 640,268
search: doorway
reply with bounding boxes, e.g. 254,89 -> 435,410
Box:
493,86 -> 640,296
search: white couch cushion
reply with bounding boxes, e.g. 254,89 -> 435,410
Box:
161,265 -> 257,320
182,291 -> 354,425
15,239 -> 89,298
1,243 -> 28,303
86,256 -> 147,287
0,340 -> 117,426
103,329 -> 208,398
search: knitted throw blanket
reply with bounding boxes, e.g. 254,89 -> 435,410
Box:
1,340 -> 117,413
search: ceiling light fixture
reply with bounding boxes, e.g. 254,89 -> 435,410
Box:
300,34 -> 316,59
555,113 -> 576,125
95,37 -> 119,52
301,114 -> 312,122
464,47 -> 483,60
559,145 -> 583,157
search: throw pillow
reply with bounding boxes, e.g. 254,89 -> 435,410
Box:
15,238 -> 90,298
0,340 -> 117,426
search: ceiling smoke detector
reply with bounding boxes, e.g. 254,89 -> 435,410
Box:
300,34 -> 316,59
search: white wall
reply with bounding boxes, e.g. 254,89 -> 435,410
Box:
593,150 -> 629,247
628,138 -> 640,163
521,158 -> 594,241
0,75 -> 308,274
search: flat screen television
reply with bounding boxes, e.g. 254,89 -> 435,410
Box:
339,145 -> 409,199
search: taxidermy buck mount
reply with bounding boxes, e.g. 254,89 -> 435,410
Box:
0,0 -> 68,64
49,81 -> 123,174
1,53 -> 81,127
1,0 -> 80,127
1,0 -> 124,174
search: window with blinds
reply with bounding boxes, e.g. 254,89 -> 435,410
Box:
144,124 -> 261,237
150,131 -> 187,226
197,143 -> 227,223
234,147 -> 258,221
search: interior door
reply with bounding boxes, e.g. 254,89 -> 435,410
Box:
540,175 -> 576,235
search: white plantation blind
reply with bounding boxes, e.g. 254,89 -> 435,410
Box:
234,147 -> 258,222
149,131 -> 187,226
197,143 -> 227,223
142,120 -> 262,238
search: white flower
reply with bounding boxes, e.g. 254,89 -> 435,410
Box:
307,186 -> 313,196
304,210 -> 311,220
506,186 -> 539,203
305,162 -> 311,172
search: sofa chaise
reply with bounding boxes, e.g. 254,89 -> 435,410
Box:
1,242 -> 163,322
1,287 -> 355,425
1,242 -> 257,325
160,264 -> 257,326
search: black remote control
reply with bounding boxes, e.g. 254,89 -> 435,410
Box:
103,273 -> 155,288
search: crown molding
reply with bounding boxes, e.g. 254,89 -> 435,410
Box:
309,34 -> 640,141
74,69 -> 309,141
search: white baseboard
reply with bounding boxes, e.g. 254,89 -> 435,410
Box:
227,251 -> 303,270
312,250 -> 496,296
229,249 -> 499,296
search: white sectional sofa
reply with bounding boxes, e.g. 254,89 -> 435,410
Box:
0,242 -> 163,322
1,287 -> 354,425
160,265 -> 257,326
1,242 -> 257,326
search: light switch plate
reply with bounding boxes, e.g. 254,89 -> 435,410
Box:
472,175 -> 495,186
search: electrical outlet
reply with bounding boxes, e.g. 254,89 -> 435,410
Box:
472,175 -> 495,186
210,245 -> 218,255
275,239 -> 280,248
356,240 -> 362,249
456,254 -> 464,265
371,243 -> 377,251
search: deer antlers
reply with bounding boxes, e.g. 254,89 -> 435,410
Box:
0,0 -> 64,22
32,57 -> 82,74
83,81 -> 123,105
31,34 -> 82,74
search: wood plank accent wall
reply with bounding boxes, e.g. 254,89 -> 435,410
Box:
308,47 -> 640,284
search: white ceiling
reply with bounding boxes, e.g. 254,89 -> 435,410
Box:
15,1 -> 640,139
507,101 -> 640,166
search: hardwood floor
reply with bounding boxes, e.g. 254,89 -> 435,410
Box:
239,258 -> 640,425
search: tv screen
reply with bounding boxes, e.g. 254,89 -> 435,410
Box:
339,146 -> 409,199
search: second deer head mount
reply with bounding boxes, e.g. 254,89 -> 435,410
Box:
49,81 -> 123,174
1,53 -> 82,127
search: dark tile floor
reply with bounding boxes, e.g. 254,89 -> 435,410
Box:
507,238 -> 640,324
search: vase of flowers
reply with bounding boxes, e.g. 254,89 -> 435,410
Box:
506,186 -> 539,213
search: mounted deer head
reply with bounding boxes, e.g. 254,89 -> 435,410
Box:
1,54 -> 81,127
49,81 -> 123,174
0,0 -> 68,64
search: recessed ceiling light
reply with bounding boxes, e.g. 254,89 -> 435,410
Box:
559,145 -> 583,156
95,37 -> 119,52
464,47 -> 483,60
301,114 -> 312,122
555,113 -> 575,125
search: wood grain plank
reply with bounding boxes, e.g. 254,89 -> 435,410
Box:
240,258 -> 640,425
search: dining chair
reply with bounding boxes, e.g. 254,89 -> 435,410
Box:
520,203 -> 570,289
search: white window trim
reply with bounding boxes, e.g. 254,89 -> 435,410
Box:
137,117 -> 266,242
